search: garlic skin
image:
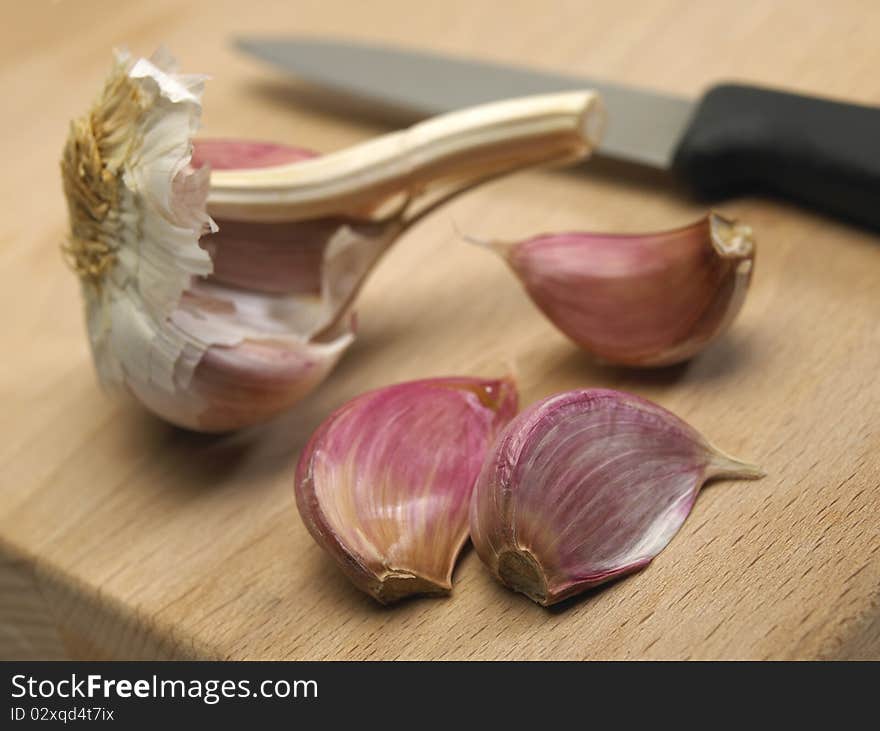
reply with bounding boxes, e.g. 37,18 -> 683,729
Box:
469,388 -> 763,606
481,213 -> 755,367
295,376 -> 517,604
62,49 -> 601,432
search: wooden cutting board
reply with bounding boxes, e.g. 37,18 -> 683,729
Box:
1,0 -> 878,660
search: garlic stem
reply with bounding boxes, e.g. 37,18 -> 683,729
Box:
208,91 -> 603,222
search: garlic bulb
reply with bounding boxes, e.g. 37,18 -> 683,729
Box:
61,49 -> 602,431
469,388 -> 763,606
295,376 -> 517,603
475,213 -> 755,366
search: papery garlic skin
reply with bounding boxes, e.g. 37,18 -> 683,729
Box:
470,388 -> 763,606
295,376 -> 517,604
487,213 -> 755,367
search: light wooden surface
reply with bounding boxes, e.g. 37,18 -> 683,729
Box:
1,0 -> 878,660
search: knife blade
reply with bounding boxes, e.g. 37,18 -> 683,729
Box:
236,36 -> 880,230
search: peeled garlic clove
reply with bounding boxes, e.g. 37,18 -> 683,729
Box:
470,388 -> 763,606
193,140 -> 332,295
481,213 -> 755,366
194,138 -> 405,326
295,376 -> 517,604
199,217 -> 338,295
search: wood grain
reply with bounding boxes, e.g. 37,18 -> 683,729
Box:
1,0 -> 878,660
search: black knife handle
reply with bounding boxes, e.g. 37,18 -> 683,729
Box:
672,84 -> 880,230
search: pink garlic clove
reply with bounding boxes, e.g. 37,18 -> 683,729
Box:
479,212 -> 755,367
200,215 -> 403,302
191,138 -> 318,170
194,140 -> 334,295
127,338 -> 352,434
194,138 -> 404,324
469,388 -> 763,606
295,376 -> 518,604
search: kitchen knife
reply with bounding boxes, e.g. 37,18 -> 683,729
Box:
235,37 -> 880,231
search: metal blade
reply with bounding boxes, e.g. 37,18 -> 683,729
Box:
235,36 -> 695,169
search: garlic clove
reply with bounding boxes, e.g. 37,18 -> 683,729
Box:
469,388 -> 764,606
191,138 -> 318,170
194,137 -> 406,334
295,376 -> 517,604
199,213 -> 405,328
199,217 -> 339,295
62,49 -> 600,432
159,276 -> 359,432
127,335 -> 353,433
478,212 -> 755,367
193,140 -> 337,295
